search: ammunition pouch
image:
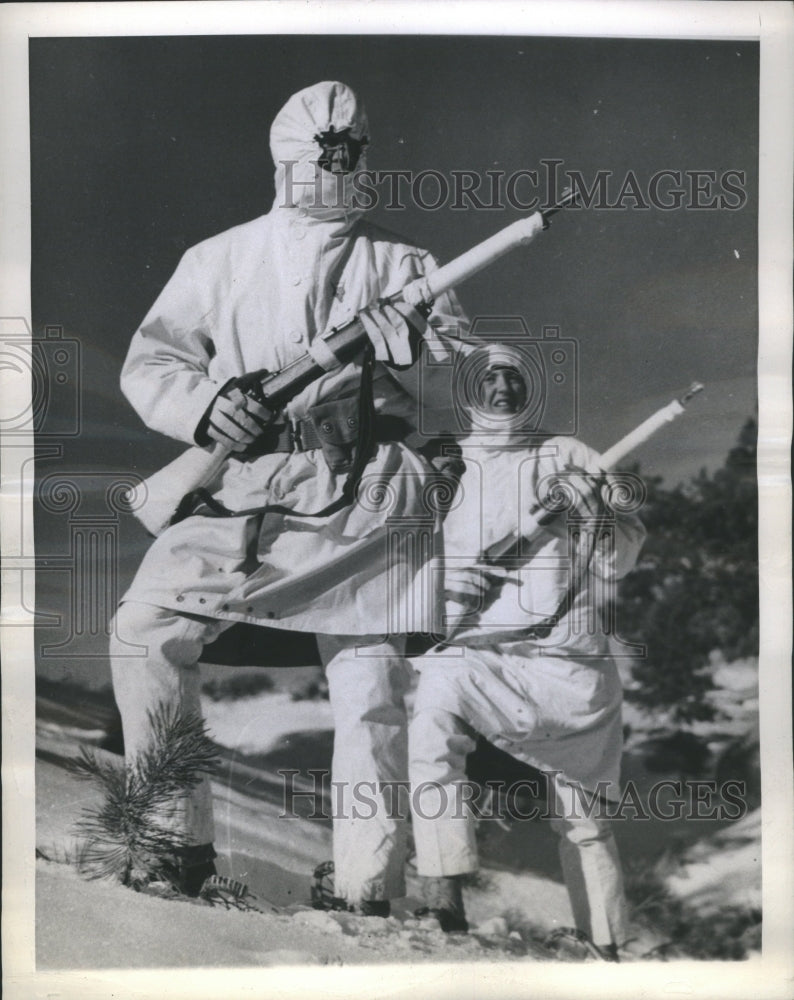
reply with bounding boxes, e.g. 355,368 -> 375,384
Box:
306,393 -> 362,473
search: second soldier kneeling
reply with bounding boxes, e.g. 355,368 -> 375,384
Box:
408,344 -> 647,957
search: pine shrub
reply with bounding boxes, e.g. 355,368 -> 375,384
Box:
70,702 -> 220,888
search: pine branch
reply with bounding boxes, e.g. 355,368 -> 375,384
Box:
70,745 -> 126,796
69,701 -> 220,887
133,702 -> 220,806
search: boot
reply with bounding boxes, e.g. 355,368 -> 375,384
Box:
311,861 -> 390,916
419,874 -> 469,933
163,843 -> 217,897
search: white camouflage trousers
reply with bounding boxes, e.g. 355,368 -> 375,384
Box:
409,671 -> 630,947
110,600 -> 410,903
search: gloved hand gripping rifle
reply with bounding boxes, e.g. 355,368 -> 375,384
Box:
442,382 -> 705,643
130,192 -> 577,535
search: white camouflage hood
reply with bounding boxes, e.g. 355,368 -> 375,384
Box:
270,81 -> 369,223
458,343 -> 541,443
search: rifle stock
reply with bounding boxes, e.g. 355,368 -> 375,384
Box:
130,204 -> 566,536
134,441 -> 232,536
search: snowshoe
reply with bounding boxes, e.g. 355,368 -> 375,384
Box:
543,927 -> 675,962
199,874 -> 262,912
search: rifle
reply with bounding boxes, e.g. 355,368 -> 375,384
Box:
441,382 -> 705,642
130,192 -> 577,536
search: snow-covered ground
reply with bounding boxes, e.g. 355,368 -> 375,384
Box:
33,657 -> 762,971
34,682 -> 574,968
202,689 -> 334,756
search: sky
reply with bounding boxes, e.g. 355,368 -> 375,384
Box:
28,33 -> 759,617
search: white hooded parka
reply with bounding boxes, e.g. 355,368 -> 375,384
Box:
120,82 -> 468,636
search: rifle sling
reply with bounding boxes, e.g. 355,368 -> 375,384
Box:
170,347 -> 377,526
441,522 -> 604,648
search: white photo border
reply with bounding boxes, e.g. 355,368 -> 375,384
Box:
2,2 -> 792,998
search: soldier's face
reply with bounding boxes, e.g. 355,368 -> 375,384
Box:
480,365 -> 528,414
315,127 -> 368,175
